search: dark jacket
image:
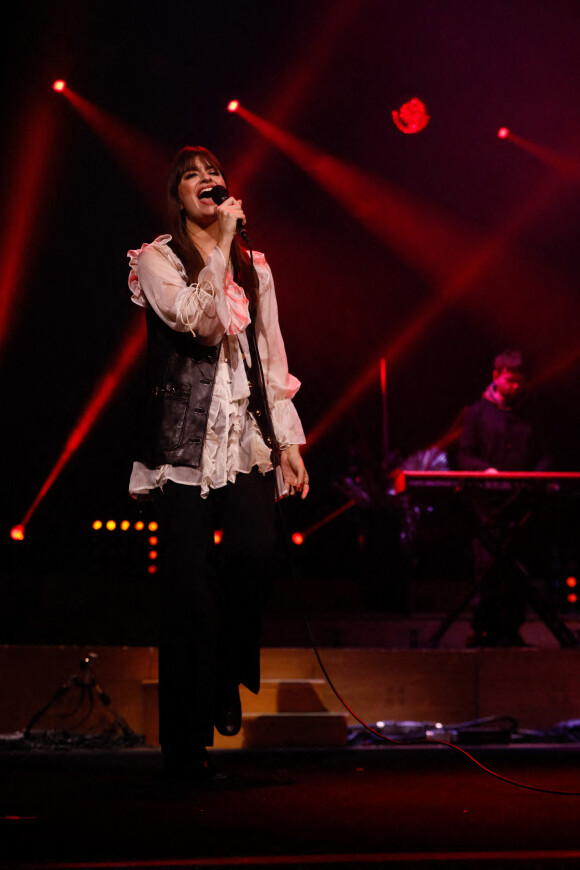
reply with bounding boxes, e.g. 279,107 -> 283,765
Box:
136,307 -> 220,469
457,397 -> 551,472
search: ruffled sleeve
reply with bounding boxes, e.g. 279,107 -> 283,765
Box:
128,235 -> 176,308
127,236 -> 251,346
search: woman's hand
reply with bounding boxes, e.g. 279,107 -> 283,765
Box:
217,196 -> 245,258
280,444 -> 309,499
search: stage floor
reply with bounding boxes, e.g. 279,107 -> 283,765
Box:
2,743 -> 580,868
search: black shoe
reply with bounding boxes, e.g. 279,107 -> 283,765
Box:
215,682 -> 242,736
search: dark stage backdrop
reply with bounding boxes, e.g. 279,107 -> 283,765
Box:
2,0 -> 580,641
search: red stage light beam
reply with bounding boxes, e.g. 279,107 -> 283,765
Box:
497,125 -> 580,182
0,98 -> 59,366
61,87 -> 170,215
232,109 -> 580,448
294,498 -> 356,543
7,88 -> 170,527
12,316 -> 146,536
232,104 -> 477,286
228,0 -> 365,192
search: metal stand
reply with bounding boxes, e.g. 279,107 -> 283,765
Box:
428,494 -> 579,649
24,652 -> 138,742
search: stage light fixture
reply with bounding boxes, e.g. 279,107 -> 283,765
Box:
227,100 -> 240,113
52,80 -> 66,93
292,532 -> 304,546
214,529 -> 223,545
498,127 -> 509,139
566,577 -> 577,588
149,536 -> 158,546
149,550 -> 158,560
134,521 -> 144,531
10,525 -> 25,541
120,520 -> 130,530
392,98 -> 430,134
92,520 -> 103,531
148,521 -> 158,531
106,520 -> 116,531
567,593 -> 578,604
148,565 -> 157,575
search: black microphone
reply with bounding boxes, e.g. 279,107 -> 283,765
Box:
209,185 -> 249,243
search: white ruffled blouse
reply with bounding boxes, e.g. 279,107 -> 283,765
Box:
127,235 -> 305,497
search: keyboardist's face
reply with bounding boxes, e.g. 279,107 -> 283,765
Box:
493,368 -> 526,403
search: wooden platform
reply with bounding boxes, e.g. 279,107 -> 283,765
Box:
2,634 -> 580,748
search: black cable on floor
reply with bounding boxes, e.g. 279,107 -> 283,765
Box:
275,496 -> 580,797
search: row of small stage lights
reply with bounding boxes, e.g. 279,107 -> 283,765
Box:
90,520 -> 225,574
92,519 -> 160,573
92,520 -> 158,532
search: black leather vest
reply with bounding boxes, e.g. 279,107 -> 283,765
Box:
136,307 -> 220,469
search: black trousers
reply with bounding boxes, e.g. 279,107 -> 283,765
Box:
156,468 -> 277,751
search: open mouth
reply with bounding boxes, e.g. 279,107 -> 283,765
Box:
198,188 -> 215,200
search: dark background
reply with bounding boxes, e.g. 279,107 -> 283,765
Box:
2,0 -> 580,641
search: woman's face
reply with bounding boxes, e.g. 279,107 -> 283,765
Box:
177,157 -> 226,228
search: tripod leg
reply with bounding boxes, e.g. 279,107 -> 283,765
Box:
24,683 -> 72,736
428,549 -> 497,647
428,508 -> 528,647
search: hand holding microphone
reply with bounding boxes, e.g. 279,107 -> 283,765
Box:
210,185 -> 249,244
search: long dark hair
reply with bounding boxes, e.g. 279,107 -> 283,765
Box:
167,146 -> 257,312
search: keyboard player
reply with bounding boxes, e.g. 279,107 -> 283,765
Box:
457,350 -> 552,647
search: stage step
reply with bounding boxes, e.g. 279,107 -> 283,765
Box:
142,676 -> 348,749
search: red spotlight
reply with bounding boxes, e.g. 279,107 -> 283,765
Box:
567,593 -> 578,604
148,565 -> 157,575
52,80 -> 66,93
292,532 -> 304,546
227,100 -> 240,113
10,525 -> 25,541
392,98 -> 430,134
498,127 -> 509,139
214,529 -> 223,545
149,550 -> 158,560
149,536 -> 158,546
566,577 -> 577,588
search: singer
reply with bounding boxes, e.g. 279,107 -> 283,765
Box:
127,146 -> 308,780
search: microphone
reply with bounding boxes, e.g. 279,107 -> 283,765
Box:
209,185 -> 249,243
